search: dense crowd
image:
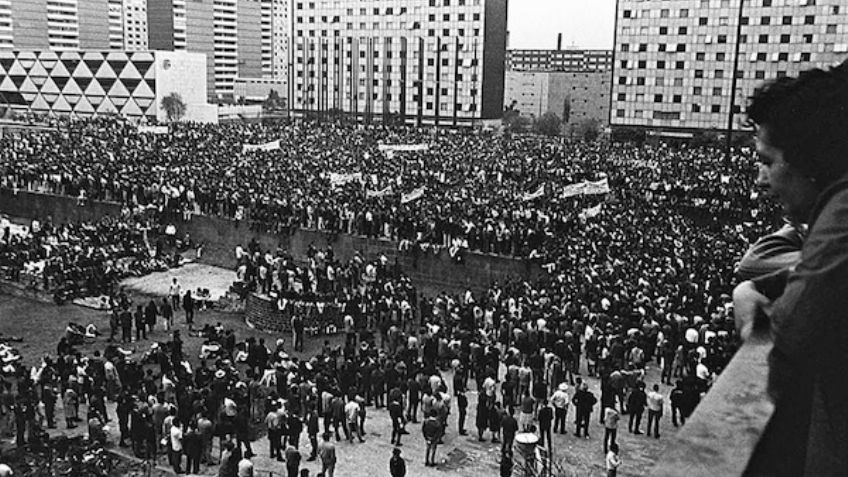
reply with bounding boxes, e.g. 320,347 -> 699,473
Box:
0,117 -> 788,476
0,118 -> 778,259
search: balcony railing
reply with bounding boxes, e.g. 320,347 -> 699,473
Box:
652,331 -> 775,476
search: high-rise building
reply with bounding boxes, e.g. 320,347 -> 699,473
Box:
507,49 -> 613,72
505,70 -> 610,133
148,0 -> 288,100
612,0 -> 848,132
288,0 -> 507,126
1,0 -> 147,52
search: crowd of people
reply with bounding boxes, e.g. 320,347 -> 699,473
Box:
0,114 -> 792,476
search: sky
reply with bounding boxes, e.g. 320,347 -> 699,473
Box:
507,0 -> 617,51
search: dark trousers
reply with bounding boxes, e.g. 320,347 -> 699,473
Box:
186,451 -> 201,474
647,410 -> 661,437
121,327 -> 131,343
629,411 -> 643,433
170,449 -> 183,473
539,426 -> 552,449
391,418 -> 402,444
268,429 -> 282,458
502,434 -> 515,455
575,412 -> 590,437
554,407 -> 567,433
136,327 -> 147,341
309,433 -> 318,458
458,409 -> 466,433
604,427 -> 617,454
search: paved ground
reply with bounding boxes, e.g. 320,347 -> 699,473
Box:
121,263 -> 237,301
0,293 -> 679,476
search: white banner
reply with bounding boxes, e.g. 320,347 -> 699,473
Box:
560,182 -> 586,199
366,185 -> 393,199
329,172 -> 363,188
583,177 -> 610,195
242,140 -> 281,153
579,204 -> 603,220
378,144 -> 429,153
522,184 -> 545,202
137,125 -> 168,135
401,186 -> 426,204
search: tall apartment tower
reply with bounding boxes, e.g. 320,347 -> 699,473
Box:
611,0 -> 848,132
148,0 -> 287,100
288,0 -> 507,126
0,0 -> 148,52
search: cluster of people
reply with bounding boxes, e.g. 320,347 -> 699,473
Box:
0,207 -> 178,303
0,118 -> 779,261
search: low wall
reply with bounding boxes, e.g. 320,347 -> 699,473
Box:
0,189 -> 543,294
245,293 -> 342,334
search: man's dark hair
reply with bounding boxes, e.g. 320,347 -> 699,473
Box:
747,60 -> 848,186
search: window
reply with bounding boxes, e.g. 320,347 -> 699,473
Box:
780,34 -> 791,43
620,60 -> 628,68
711,104 -> 721,113
660,9 -> 669,18
660,26 -> 668,35
675,61 -> 685,69
695,69 -> 704,78
656,77 -> 665,86
758,34 -> 769,44
636,77 -> 646,85
621,43 -> 630,52
618,76 -> 627,85
658,44 -> 667,52
623,10 -> 631,18
638,60 -> 647,68
826,24 -> 838,34
757,52 -> 767,61
673,94 -> 682,103
778,52 -> 788,61
804,15 -> 815,25
617,93 -> 626,101
678,27 -> 688,35
761,16 -> 770,25
616,109 -> 625,118
801,52 -> 811,62
755,70 -> 765,79
692,104 -> 701,113
657,60 -> 666,69
676,44 -> 686,52
762,0 -> 772,6
699,17 -> 708,26
693,86 -> 702,95
718,35 -> 727,44
654,94 -> 663,103
803,34 -> 814,44
696,52 -> 705,61
716,52 -> 726,61
782,16 -> 792,25
639,44 -> 647,52
680,8 -> 689,18
715,70 -> 724,79
713,87 -> 722,96
741,16 -> 749,25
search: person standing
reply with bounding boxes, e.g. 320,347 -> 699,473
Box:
572,383 -> 596,438
389,447 -> 407,477
169,278 -> 181,310
161,298 -> 173,331
184,422 -> 203,475
606,443 -> 621,477
284,443 -> 301,477
183,291 -> 195,331
306,406 -> 319,461
501,407 -> 519,456
456,390 -> 468,436
538,399 -> 553,449
264,405 -> 282,461
120,307 -> 132,344
670,381 -> 685,427
550,383 -> 569,434
169,419 -> 184,474
422,410 -> 441,467
135,305 -> 147,341
318,432 -> 336,477
627,382 -> 647,435
603,406 -> 620,454
389,395 -> 404,446
646,384 -> 664,438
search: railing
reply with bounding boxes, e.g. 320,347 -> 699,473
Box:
652,331 -> 774,476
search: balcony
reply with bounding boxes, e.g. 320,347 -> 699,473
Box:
652,331 -> 775,476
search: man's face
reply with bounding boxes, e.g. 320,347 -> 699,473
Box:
755,125 -> 819,221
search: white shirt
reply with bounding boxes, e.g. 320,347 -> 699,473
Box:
170,425 -> 183,452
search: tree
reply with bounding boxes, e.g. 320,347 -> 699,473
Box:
562,96 -> 571,124
161,93 -> 186,122
534,112 -> 562,137
502,101 -> 530,133
577,118 -> 601,142
263,90 -> 282,111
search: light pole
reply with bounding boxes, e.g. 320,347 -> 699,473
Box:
726,0 -> 746,166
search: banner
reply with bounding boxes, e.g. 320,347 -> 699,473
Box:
138,125 -> 168,135
401,186 -> 426,204
366,185 -> 393,199
522,184 -> 545,202
560,182 -> 586,199
378,144 -> 429,153
579,204 -> 603,220
242,140 -> 281,153
583,177 -> 610,195
329,172 -> 363,188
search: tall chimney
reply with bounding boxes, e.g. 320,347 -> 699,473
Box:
557,33 -> 562,50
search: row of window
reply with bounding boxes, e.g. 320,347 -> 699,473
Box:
297,12 -> 480,22
295,0 -> 481,10
620,50 -> 813,69
621,0 -> 831,19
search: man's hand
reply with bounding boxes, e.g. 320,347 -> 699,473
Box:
733,280 -> 772,340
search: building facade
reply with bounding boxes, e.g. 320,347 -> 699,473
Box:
148,0 -> 288,100
507,49 -> 613,72
287,0 -> 507,126
612,0 -> 848,132
505,70 -> 610,133
0,49 -> 215,121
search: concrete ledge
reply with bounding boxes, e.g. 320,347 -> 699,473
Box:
652,332 -> 774,477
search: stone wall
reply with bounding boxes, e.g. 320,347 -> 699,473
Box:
1,189 -> 544,295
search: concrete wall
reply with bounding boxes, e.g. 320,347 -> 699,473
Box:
236,0 -> 263,79
11,0 -> 49,50
78,0 -> 111,50
0,190 -> 543,295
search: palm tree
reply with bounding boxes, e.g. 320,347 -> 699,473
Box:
161,93 -> 186,122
